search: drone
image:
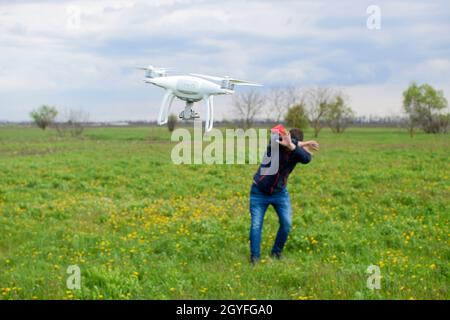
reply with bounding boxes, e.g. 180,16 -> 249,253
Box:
139,65 -> 262,132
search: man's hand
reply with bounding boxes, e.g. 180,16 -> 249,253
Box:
298,140 -> 319,155
299,140 -> 320,151
277,132 -> 296,151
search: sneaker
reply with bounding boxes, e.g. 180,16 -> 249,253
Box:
270,252 -> 282,260
250,256 -> 260,265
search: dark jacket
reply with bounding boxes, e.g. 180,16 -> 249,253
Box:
253,138 -> 311,194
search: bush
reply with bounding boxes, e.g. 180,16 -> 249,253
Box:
167,114 -> 177,132
30,105 -> 58,130
55,109 -> 89,137
285,103 -> 309,129
403,82 -> 449,135
326,95 -> 355,133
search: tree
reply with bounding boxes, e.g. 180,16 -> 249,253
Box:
266,86 -> 300,122
55,108 -> 89,137
305,87 -> 335,137
67,109 -> 89,137
326,95 -> 355,133
403,82 -> 449,136
30,105 -> 58,130
167,114 -> 177,132
233,90 -> 265,128
437,113 -> 450,134
285,103 -> 309,129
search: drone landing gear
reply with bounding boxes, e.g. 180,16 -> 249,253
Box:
179,101 -> 200,120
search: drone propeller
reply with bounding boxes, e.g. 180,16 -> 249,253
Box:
138,65 -> 171,78
230,82 -> 263,86
190,73 -> 262,86
137,66 -> 170,71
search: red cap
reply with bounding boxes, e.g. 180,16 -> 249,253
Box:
271,124 -> 287,135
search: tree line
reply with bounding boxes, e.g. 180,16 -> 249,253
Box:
231,82 -> 449,137
29,82 -> 449,137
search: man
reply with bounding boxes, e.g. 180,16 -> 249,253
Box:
249,127 -> 319,264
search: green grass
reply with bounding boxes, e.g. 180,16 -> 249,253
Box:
0,125 -> 449,300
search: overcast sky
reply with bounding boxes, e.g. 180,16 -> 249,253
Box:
1,0 -> 449,121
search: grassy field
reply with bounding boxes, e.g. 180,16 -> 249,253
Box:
0,125 -> 449,300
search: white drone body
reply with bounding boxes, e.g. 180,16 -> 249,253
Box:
140,66 -> 261,132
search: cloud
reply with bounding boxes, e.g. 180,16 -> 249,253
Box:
0,0 -> 449,121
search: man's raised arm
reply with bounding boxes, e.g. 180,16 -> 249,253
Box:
291,144 -> 312,164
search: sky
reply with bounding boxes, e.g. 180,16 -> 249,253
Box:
0,0 -> 449,121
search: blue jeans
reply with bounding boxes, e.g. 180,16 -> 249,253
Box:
249,184 -> 292,258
